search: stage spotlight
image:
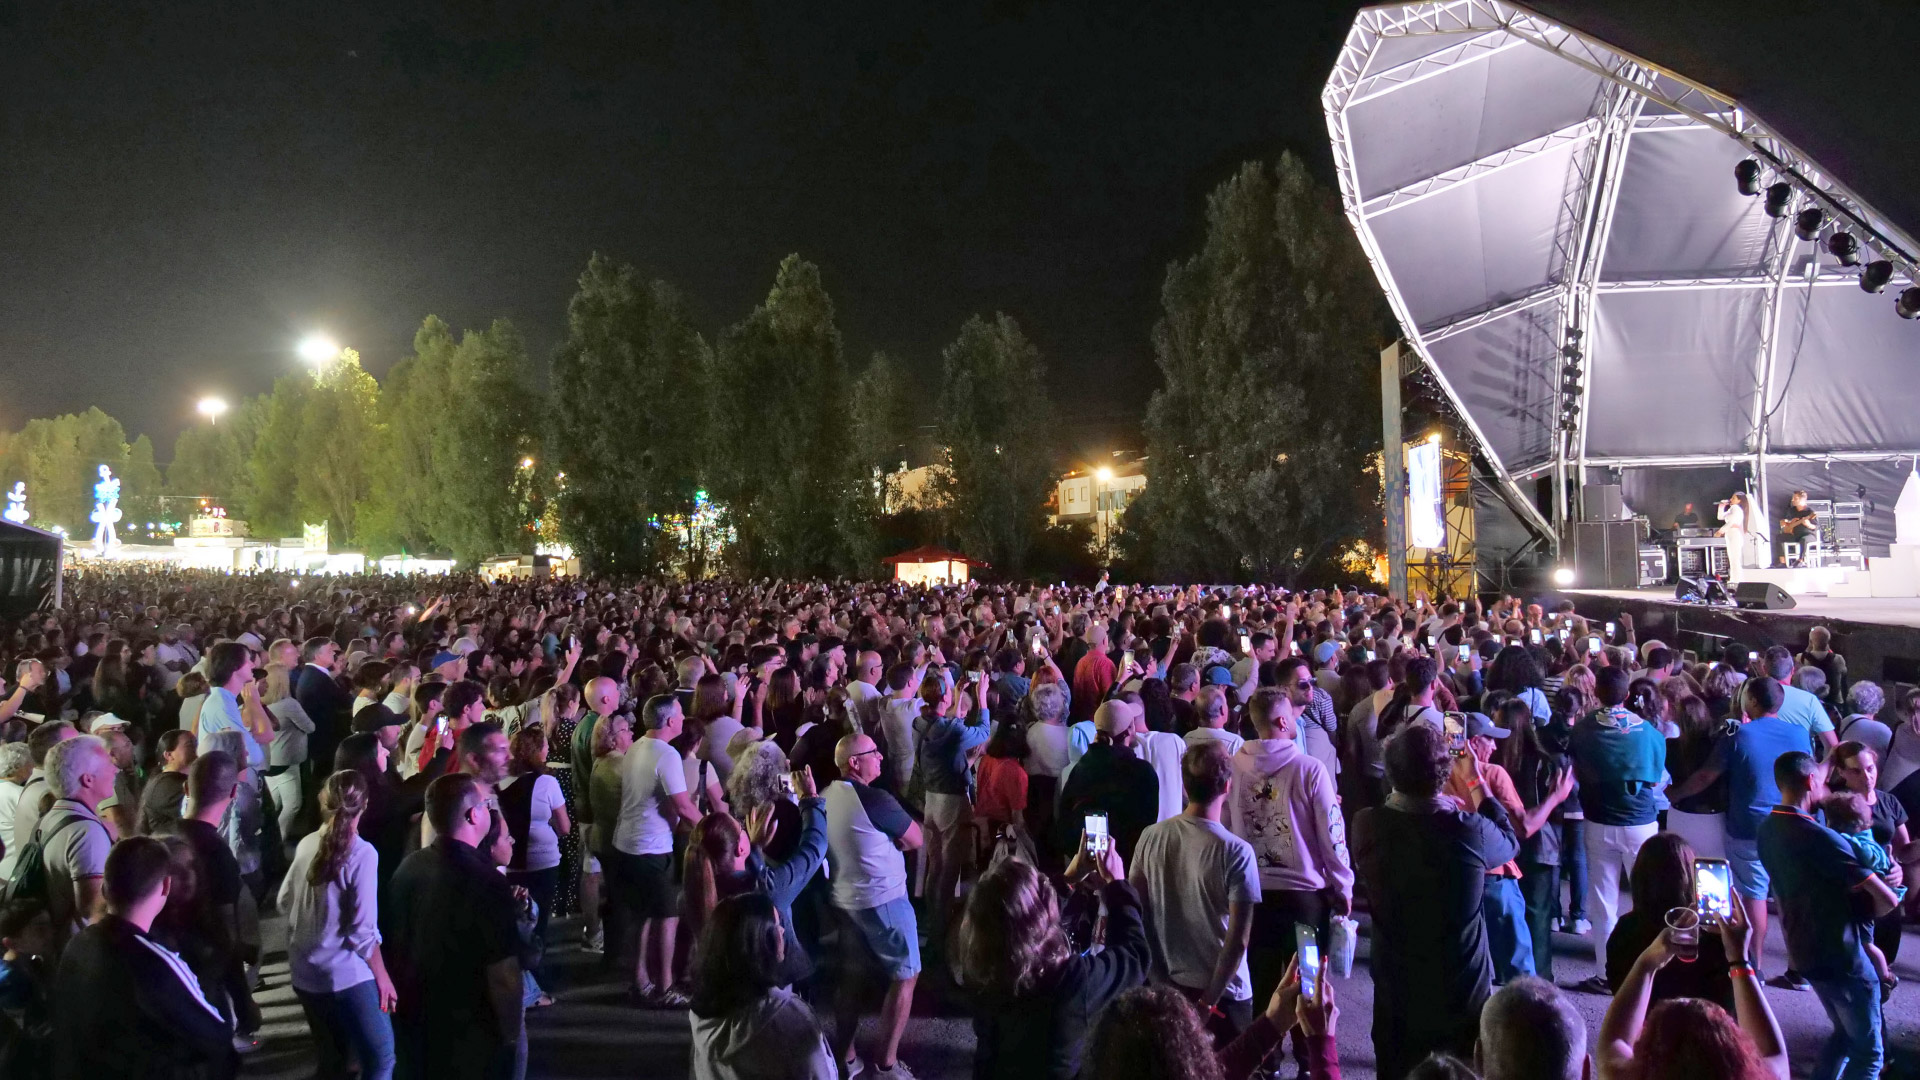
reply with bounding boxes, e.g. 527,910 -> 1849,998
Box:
1565,327 -> 1583,342
1561,362 -> 1582,380
1793,207 -> 1825,241
1861,260 -> 1894,293
1552,567 -> 1576,587
1827,231 -> 1861,266
1897,287 -> 1920,320
1561,344 -> 1583,361
1734,159 -> 1763,197
1764,183 -> 1794,218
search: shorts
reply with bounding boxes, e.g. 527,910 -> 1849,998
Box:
608,850 -> 677,919
837,897 -> 921,981
923,792 -> 973,834
1725,836 -> 1769,901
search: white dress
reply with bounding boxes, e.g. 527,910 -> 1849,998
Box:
1720,502 -> 1752,580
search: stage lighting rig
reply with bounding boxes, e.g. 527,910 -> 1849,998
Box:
1734,159 -> 1763,197
1897,287 -> 1920,321
1793,207 -> 1825,241
1826,232 -> 1861,266
1764,183 -> 1793,218
1861,260 -> 1894,293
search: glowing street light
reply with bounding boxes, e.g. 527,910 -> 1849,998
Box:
298,334 -> 341,365
197,396 -> 229,423
1094,466 -> 1115,482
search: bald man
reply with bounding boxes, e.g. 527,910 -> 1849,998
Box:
570,676 -> 621,779
845,651 -> 886,733
825,733 -> 923,1076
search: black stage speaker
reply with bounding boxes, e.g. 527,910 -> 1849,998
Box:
1570,520 -> 1639,588
1734,582 -> 1796,610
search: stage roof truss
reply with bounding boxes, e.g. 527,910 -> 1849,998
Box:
1324,0 -> 1920,554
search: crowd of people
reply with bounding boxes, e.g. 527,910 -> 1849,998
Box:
0,567 -> 1913,1080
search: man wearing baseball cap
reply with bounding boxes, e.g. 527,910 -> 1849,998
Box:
1443,712 -> 1536,982
352,702 -> 406,755
1053,699 -> 1159,861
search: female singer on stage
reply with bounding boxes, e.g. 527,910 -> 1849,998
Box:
1716,491 -> 1753,581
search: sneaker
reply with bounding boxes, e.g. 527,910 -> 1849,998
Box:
1766,972 -> 1811,992
1572,918 -> 1593,936
871,1062 -> 916,1080
840,1055 -> 867,1079
1569,975 -> 1611,995
652,984 -> 691,1009
580,928 -> 604,953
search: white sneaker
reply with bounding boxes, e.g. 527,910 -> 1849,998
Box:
1573,918 -> 1593,935
871,1063 -> 916,1080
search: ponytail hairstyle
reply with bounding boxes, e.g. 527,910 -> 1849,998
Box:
309,769 -> 370,888
682,811 -> 746,937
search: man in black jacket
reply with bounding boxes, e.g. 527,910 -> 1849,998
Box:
1354,721 -> 1519,1080
293,636 -> 349,799
1053,701 -> 1158,860
51,836 -> 236,1080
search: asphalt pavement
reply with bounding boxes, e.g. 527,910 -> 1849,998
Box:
243,910 -> 1918,1079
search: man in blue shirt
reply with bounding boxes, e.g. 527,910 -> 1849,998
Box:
1668,676 -> 1811,975
1759,751 -> 1899,1080
1765,645 -> 1838,752
1568,666 -> 1664,984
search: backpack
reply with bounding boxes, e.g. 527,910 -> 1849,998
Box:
5,811 -> 96,906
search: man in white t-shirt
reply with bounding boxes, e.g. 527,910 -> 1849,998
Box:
611,695 -> 698,1008
153,625 -> 199,693
1129,740 -> 1262,1038
1184,685 -> 1244,757
844,650 -> 886,733
825,732 -> 924,1079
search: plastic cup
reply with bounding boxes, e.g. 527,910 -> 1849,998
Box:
1666,906 -> 1701,963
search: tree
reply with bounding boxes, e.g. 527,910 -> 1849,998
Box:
120,434 -> 164,531
247,376 -> 312,538
248,350 -> 380,542
932,314 -> 1058,576
167,397 -> 261,517
358,317 -> 457,555
1128,154 -> 1391,583
8,408 -> 137,534
547,255 -> 713,574
428,320 -> 542,564
848,350 -> 918,530
711,254 -> 866,576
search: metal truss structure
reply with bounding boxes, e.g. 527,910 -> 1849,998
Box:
1324,1 -> 1920,556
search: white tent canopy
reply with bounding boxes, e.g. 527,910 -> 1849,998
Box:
1323,1 -> 1920,544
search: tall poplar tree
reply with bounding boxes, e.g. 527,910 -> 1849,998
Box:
711,254 -> 865,576
1129,155 -> 1391,583
547,255 -> 712,574
933,314 -> 1057,576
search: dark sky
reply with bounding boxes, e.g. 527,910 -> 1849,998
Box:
3,1 -> 1914,466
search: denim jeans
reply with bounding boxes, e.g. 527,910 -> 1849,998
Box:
1807,975 -> 1882,1080
1560,819 -> 1588,920
1481,876 -> 1535,982
296,980 -> 395,1080
1519,862 -> 1561,980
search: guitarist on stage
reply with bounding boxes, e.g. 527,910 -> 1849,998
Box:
1779,489 -> 1818,560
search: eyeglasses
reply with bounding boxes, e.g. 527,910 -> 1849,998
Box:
1294,680 -> 1314,690
850,748 -> 884,761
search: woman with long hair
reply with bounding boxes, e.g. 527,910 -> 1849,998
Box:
683,763 -> 826,984
1700,664 -> 1740,722
1488,697 -> 1576,979
687,893 -> 836,1080
541,680 -> 586,918
974,719 -> 1031,856
1603,833 -> 1732,1008
1716,491 -> 1756,581
279,770 -> 397,1080
1665,696 -> 1731,861
1486,645 -> 1548,724
957,846 -> 1148,1078
1598,895 -> 1786,1080
262,660 -> 317,845
1827,741 -> 1916,970
499,723 -> 570,971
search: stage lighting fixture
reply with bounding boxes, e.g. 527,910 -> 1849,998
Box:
1561,400 -> 1580,416
1861,260 -> 1894,293
1897,287 -> 1920,320
1764,183 -> 1793,218
1561,362 -> 1581,381
1561,344 -> 1583,361
1734,159 -> 1763,196
1564,327 -> 1583,342
1552,567 -> 1576,587
1793,207 -> 1825,241
1827,231 -> 1861,266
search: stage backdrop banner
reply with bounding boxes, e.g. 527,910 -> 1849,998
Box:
0,520 -> 61,619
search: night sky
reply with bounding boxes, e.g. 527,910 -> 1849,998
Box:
3,1 -> 1914,465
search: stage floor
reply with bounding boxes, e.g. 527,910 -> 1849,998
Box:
1568,587 -> 1920,630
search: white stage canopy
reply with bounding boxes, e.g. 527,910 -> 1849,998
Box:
1323,1 -> 1920,544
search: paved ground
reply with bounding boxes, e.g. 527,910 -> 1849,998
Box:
244,909 -> 1918,1079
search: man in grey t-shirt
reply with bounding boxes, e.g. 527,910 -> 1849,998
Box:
1129,740 -> 1262,1036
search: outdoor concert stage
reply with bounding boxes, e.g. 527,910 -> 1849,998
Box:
1559,587 -> 1920,686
